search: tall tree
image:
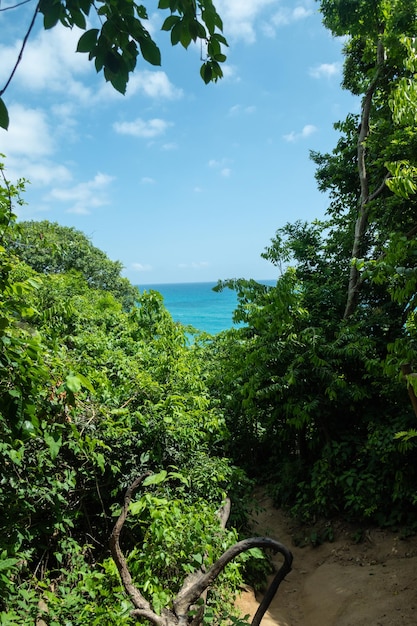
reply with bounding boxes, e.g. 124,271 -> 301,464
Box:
203,0 -> 417,525
318,0 -> 417,317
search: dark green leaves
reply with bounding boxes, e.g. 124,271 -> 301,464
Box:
0,98 -> 9,131
76,28 -> 99,53
158,0 -> 227,78
39,0 -> 62,29
138,35 -> 162,66
2,0 -> 227,126
200,60 -> 223,84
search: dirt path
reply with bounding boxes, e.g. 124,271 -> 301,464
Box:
236,490 -> 417,626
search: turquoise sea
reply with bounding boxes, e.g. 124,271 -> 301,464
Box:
137,280 -> 275,335
138,282 -> 238,335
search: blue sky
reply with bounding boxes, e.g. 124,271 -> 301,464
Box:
0,0 -> 358,285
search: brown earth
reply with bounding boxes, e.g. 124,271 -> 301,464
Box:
235,490 -> 417,626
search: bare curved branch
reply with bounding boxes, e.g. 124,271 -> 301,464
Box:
0,0 -> 34,11
110,475 -> 293,626
109,472 -> 167,626
174,537 -> 292,622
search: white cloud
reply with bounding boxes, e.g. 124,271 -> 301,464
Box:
309,62 -> 341,79
19,161 -> 72,187
0,25 -> 182,110
1,104 -> 54,158
0,104 -> 74,187
215,1 -> 314,41
140,177 -> 156,184
178,261 -> 210,269
283,124 -> 317,142
162,143 -> 178,151
208,157 -> 233,176
113,118 -> 171,138
47,172 -> 114,215
216,0 -> 277,43
132,262 -> 152,272
229,104 -> 256,115
271,4 -> 313,27
222,65 -> 240,82
0,26 -> 92,100
127,70 -> 183,100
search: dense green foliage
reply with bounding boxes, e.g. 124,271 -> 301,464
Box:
2,0 -> 417,623
0,168 -> 256,624
4,220 -> 139,309
202,0 -> 417,527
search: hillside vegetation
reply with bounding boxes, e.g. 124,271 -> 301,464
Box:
2,0 -> 417,623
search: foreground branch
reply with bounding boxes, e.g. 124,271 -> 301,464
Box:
110,475 -> 293,626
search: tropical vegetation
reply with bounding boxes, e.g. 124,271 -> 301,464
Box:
1,0 -> 417,623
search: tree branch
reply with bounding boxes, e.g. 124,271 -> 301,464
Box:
111,477 -> 293,626
368,172 -> 391,203
0,1 -> 40,97
344,38 -> 386,319
173,537 -> 293,622
109,472 -> 167,626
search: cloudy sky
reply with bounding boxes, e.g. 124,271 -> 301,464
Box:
0,0 -> 358,285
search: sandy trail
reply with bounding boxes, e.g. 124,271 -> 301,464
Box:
236,490 -> 417,626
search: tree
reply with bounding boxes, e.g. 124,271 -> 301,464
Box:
4,219 -> 139,309
318,0 -> 417,317
200,0 -> 417,526
0,0 -> 227,130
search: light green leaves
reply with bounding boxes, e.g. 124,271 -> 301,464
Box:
385,161 -> 417,198
143,470 -> 168,486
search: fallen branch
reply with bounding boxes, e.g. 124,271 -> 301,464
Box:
110,474 -> 293,626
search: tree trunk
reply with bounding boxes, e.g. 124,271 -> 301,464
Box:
344,39 -> 386,319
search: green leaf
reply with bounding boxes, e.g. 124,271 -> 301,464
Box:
77,29 -> 99,53
0,558 -> 19,573
0,98 -> 9,131
70,9 -> 86,30
200,62 -> 212,84
143,470 -> 167,486
180,28 -> 192,49
74,372 -> 95,394
65,374 -> 82,394
129,500 -> 145,515
170,20 -> 182,46
42,1 -> 61,29
108,71 -> 128,94
161,15 -> 180,31
139,37 -> 161,66
44,432 -> 63,460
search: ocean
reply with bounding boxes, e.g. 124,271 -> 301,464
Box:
137,280 -> 275,335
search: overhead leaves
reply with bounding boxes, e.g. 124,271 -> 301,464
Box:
0,98 -> 9,131
76,28 -> 99,53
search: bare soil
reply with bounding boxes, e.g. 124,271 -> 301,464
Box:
235,490 -> 417,626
